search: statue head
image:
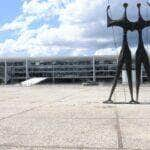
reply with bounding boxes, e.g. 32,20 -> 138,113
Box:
137,3 -> 141,8
123,3 -> 128,8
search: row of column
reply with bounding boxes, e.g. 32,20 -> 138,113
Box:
4,59 -> 29,84
4,58 -> 143,84
48,57 -> 96,83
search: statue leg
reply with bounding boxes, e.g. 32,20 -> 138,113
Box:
103,54 -> 124,103
125,57 -> 137,104
135,54 -> 142,103
143,53 -> 150,81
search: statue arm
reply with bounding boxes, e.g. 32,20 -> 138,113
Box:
143,20 -> 150,28
107,5 -> 122,27
147,20 -> 150,26
146,20 -> 150,26
138,3 -> 150,29
145,3 -> 150,28
146,2 -> 150,27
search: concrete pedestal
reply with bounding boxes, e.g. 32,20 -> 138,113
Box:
122,70 -> 136,84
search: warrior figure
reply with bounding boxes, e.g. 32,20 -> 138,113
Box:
104,3 -> 136,104
134,3 -> 150,103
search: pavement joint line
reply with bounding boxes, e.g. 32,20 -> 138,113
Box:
0,95 -> 72,122
0,89 -> 90,122
0,144 -> 127,150
0,87 -> 88,103
0,96 -> 148,122
46,117 -> 150,120
0,104 -> 45,122
114,106 -> 123,149
51,88 -> 91,103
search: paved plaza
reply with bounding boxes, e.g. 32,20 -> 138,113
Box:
0,84 -> 149,149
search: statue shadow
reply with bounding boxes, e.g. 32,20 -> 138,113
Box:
112,102 -> 150,105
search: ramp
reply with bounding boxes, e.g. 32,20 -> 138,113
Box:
21,77 -> 48,86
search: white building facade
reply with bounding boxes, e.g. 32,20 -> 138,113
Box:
0,56 -> 147,84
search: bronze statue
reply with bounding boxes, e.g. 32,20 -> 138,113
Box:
134,3 -> 150,103
103,3 -> 150,104
103,3 -> 136,104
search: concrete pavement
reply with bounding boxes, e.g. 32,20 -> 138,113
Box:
0,84 -> 149,149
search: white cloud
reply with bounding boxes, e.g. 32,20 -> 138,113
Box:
23,0 -> 50,15
0,0 -> 149,57
22,0 -> 74,19
95,47 -> 120,56
59,0 -> 103,25
0,15 -> 36,32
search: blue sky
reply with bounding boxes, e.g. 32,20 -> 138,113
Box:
0,0 -> 21,25
0,0 -> 149,57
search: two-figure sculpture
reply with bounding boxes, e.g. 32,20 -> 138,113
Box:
103,3 -> 150,104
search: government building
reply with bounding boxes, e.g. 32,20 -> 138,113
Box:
0,56 -> 147,84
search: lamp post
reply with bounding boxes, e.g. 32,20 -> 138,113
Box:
92,56 -> 96,82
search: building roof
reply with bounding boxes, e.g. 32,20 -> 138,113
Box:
0,55 -> 118,62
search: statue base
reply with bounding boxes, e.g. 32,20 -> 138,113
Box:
103,100 -> 114,104
103,100 -> 140,104
129,100 -> 140,104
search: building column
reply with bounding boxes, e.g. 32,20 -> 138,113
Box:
92,56 -> 96,82
4,59 -> 7,85
26,58 -> 29,80
52,62 -> 55,83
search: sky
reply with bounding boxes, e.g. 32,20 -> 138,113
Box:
0,0 -> 149,57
